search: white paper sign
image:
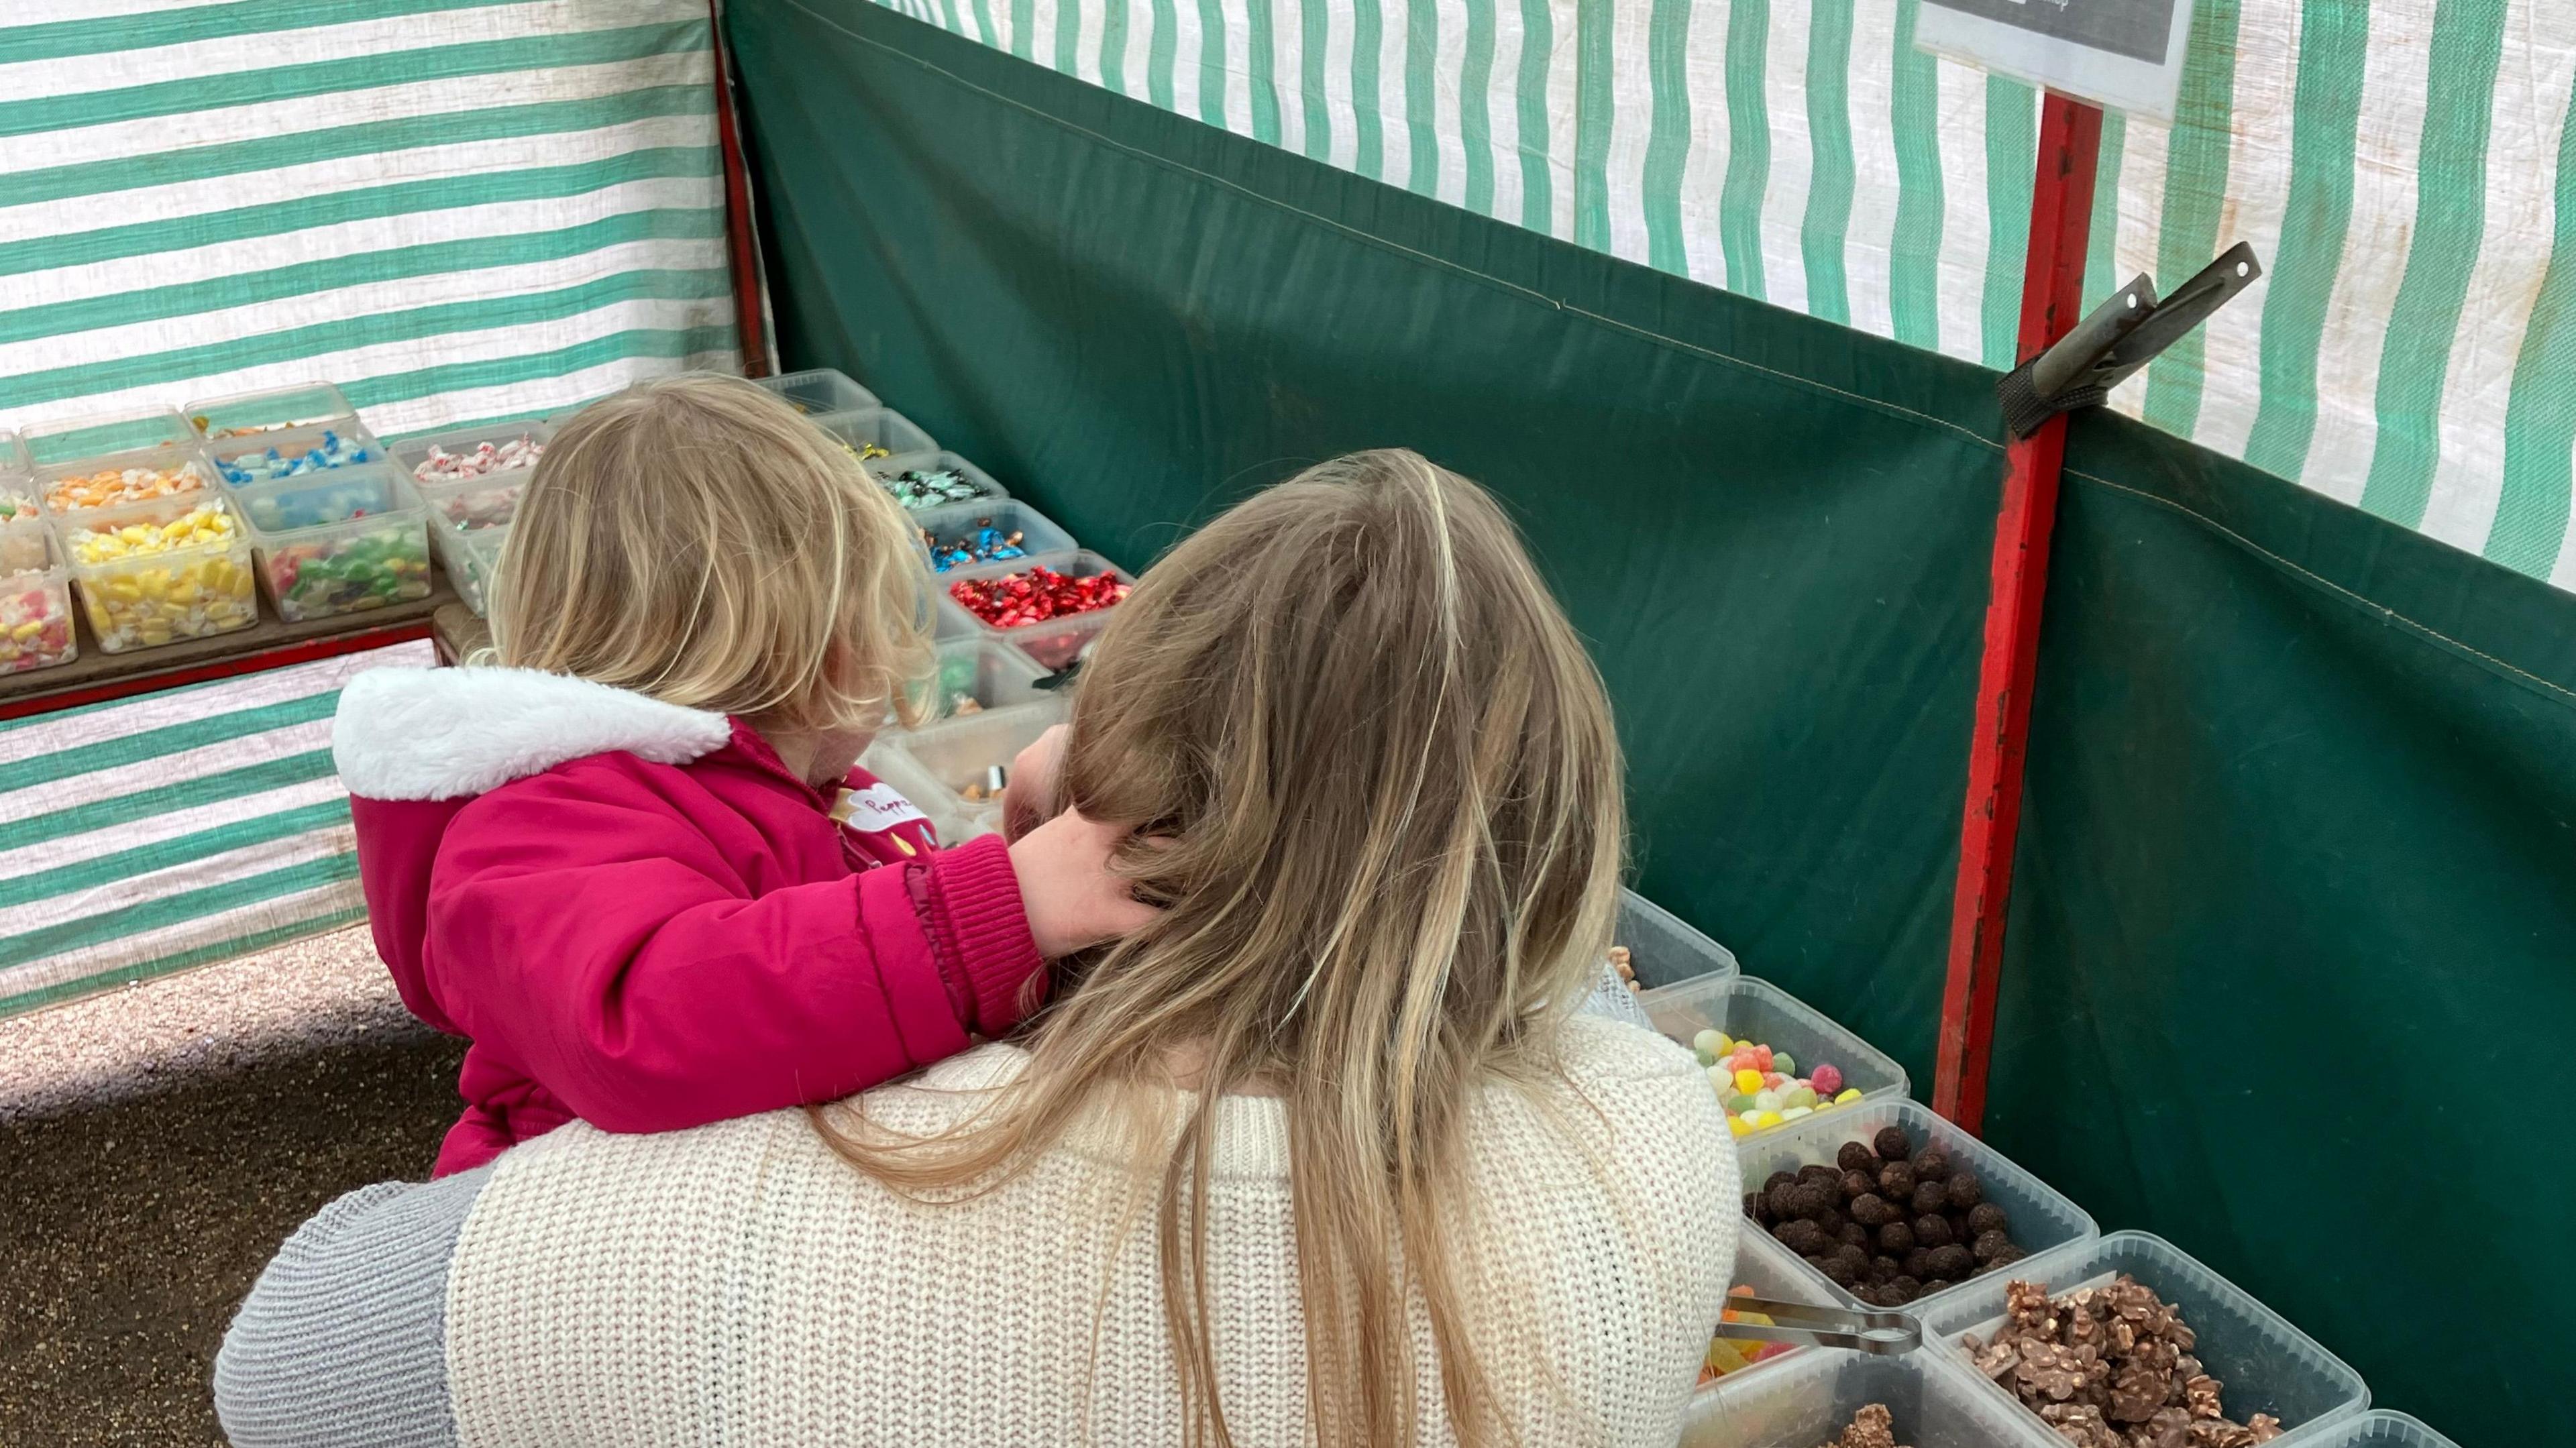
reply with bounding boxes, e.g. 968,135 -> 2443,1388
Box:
1916,0 -> 2194,122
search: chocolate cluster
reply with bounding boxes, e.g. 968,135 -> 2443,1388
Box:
1963,1276 -> 2285,1448
1743,1124 -> 2022,1305
1812,1403 -> 1910,1448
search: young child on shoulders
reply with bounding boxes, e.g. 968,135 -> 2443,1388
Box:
333,374 -> 1148,1176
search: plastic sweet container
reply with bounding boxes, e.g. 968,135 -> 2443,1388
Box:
1916,1231 -> 2369,1445
821,408 -> 937,464
21,404 -> 198,467
181,382 -> 357,441
1683,1339 -> 2067,1448
57,493 -> 259,653
232,464 -> 434,622
0,429 -> 35,522
1617,890 -> 1740,988
2271,1411 -> 2460,1448
1640,973 -> 1910,1132
855,738 -> 971,843
873,699 -> 1073,842
914,498 -> 1079,573
755,368 -> 879,416
0,518 -> 78,675
440,526 -> 508,617
208,421 -> 391,486
1692,1228 -> 1847,1396
1735,1097 -> 2097,1316
919,636 -> 1054,722
390,420 -> 552,492
875,451 -> 1010,512
939,549 -> 1136,671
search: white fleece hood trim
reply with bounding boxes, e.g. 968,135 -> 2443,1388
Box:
333,666 -> 735,802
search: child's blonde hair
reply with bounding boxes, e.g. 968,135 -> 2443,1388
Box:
491,373 -> 934,735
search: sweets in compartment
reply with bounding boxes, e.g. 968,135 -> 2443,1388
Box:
0,522 -> 74,674
1962,1277 -> 2284,1448
263,526 -> 433,620
1813,1404 -> 1910,1448
1699,1284 -> 1799,1384
216,429 -> 380,484
64,502 -> 256,651
46,457 -> 210,512
1693,1028 -> 1862,1135
411,434 -> 543,483
1746,1129 -> 2026,1306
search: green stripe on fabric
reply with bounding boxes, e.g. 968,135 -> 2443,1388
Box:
1640,0 -> 1696,276
0,206 -> 723,349
1886,0 -> 1943,350
0,0 -> 531,64
2139,0 -> 2241,439
970,0 -> 1001,50
1458,0 -> 1497,215
0,906 -> 368,1019
0,21 -> 708,142
1301,0 -> 1333,160
7,85 -> 712,213
1715,0 -> 1770,294
341,325 -> 739,414
1146,0 -> 1177,108
1982,77 -> 2037,370
1572,0 -> 1613,250
2242,0 -> 2367,481
1012,0 -> 1035,60
0,695 -> 336,796
1,270 -> 729,411
1098,0 -> 1130,94
2082,108 -> 2127,311
2487,89 -> 2576,577
0,799 -> 351,913
1513,0 -> 1554,232
0,855 -> 360,970
1801,0 -> 1856,326
2358,0 -> 2511,527
936,0 -> 966,40
1056,0 -> 1081,74
1353,0 -> 1386,179
1192,0 -> 1225,124
4,751 -> 339,846
1403,0 -> 1440,195
0,147 -> 718,282
1245,0 -> 1283,144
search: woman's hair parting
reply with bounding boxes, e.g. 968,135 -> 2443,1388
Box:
820,448 -> 1628,1448
490,372 -> 934,734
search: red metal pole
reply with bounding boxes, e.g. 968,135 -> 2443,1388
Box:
709,1 -> 772,378
1931,93 -> 2104,1135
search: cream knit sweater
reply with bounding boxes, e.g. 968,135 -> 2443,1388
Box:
431,1014 -> 1736,1447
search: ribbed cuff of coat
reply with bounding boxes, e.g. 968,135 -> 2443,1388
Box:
926,833 -> 1048,1036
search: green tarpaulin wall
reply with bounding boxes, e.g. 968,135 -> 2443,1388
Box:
728,0 -> 2567,1437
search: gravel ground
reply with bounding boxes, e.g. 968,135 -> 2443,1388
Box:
0,929 -> 464,1447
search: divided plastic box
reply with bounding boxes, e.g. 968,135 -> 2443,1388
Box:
2273,1412 -> 2459,1448
58,493 -> 258,653
918,636 -> 1053,722
391,420 -> 552,492
0,518 -> 78,675
1736,1098 -> 2096,1317
822,408 -> 937,463
755,368 -> 879,416
872,698 -> 1071,842
1617,890 -> 1739,988
440,526 -> 508,616
1640,974 -> 1909,1129
1683,1341 -> 2066,1448
20,404 -> 198,468
875,451 -> 1009,513
233,464 -> 434,622
34,439 -> 220,518
915,498 -> 1078,573
939,549 -> 1135,671
0,429 -> 34,521
207,420 -> 391,487
182,382 -> 356,441
1692,1228 -> 1844,1396
1916,1231 -> 2369,1444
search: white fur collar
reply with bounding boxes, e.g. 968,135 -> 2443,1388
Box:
333,666 -> 735,801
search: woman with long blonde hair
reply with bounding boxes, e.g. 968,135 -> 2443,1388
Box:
219,449 -> 1741,1448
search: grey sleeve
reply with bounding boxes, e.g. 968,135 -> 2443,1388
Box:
213,1165 -> 490,1448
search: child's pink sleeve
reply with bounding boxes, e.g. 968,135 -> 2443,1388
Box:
421,761 -> 1046,1134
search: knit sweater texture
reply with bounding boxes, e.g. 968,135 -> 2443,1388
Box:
436,1014 -> 1736,1447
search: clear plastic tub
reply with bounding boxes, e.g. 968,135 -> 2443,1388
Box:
233,464 -> 434,622
1685,1341 -> 2068,1448
0,518 -> 78,674
1917,1231 -> 2369,1444
208,421 -> 390,486
821,408 -> 938,463
856,737 -> 976,844
917,636 -> 1054,722
0,429 -> 35,523
875,451 -> 1010,512
21,404 -> 198,467
2271,1411 -> 2460,1448
58,493 -> 258,652
1642,974 -> 1910,1136
1693,1228 -> 1845,1394
390,420 -> 552,490
182,382 -> 356,440
35,441 -> 219,517
756,368 -> 879,416
439,524 -> 508,616
1736,1097 -> 2097,1317
1618,889 -> 1740,987
915,498 -> 1079,573
874,699 -> 1072,834
940,549 -> 1136,671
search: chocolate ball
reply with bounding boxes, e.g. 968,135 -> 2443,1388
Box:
1775,1219 -> 1825,1256
1799,1164 -> 1842,1189
1928,1243 -> 1975,1280
1849,1192 -> 1895,1227
1887,1276 -> 1922,1304
1810,1206 -> 1845,1237
1904,1248 -> 1935,1279
1805,1252 -> 1840,1281
1821,1249 -> 1865,1287
1912,1148 -> 1953,1182
1764,1182 -> 1802,1220
1974,1229 -> 2015,1264
1945,1171 -> 1984,1209
1990,1245 -> 2025,1270
1877,1220 -> 1915,1254
1852,1284 -> 1888,1307
1837,1141 -> 1878,1174
1839,1223 -> 1871,1251
1913,1214 -> 1955,1250
1764,1170 -> 1800,1196
1869,1254 -> 1900,1283
1967,1203 -> 2011,1237
1745,1191 -> 1768,1224
1872,1126 -> 1913,1162
1840,1170 -> 1877,1201
1878,1162 -> 1917,1201
1911,1181 -> 1949,1217
1787,1182 -> 1832,1221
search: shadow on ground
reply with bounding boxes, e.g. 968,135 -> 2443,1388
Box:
0,1027 -> 466,1447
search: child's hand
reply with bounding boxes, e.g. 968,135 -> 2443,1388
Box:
1007,807 -> 1160,958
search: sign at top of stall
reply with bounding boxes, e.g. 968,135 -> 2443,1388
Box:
1915,0 -> 2193,122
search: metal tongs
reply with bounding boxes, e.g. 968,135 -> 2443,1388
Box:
1713,1296 -> 1921,1355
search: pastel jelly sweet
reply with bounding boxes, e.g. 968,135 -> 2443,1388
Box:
1699,1284 -> 1799,1385
46,459 -> 209,512
412,435 -> 543,482
1695,1029 -> 1850,1135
